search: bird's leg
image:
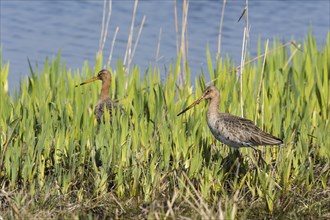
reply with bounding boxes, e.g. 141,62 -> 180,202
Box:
222,149 -> 240,169
234,149 -> 242,160
234,149 -> 240,157
250,146 -> 267,166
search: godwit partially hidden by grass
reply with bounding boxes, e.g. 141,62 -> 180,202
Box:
177,86 -> 283,162
76,69 -> 118,123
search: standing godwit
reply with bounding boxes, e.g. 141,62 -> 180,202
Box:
76,69 -> 117,123
177,86 -> 283,160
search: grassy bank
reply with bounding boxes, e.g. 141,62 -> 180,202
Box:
0,34 -> 329,219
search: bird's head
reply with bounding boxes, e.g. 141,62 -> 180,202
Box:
177,85 -> 220,116
96,69 -> 111,83
75,69 -> 111,87
201,86 -> 219,100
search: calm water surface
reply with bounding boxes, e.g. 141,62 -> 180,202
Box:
1,0 -> 329,92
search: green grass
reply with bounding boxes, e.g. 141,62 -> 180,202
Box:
0,33 -> 329,219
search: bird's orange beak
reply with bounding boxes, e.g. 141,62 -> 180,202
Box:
177,95 -> 206,116
75,76 -> 99,87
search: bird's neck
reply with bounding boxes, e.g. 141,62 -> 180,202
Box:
207,95 -> 220,117
100,80 -> 110,100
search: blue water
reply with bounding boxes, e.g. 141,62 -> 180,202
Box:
1,0 -> 329,92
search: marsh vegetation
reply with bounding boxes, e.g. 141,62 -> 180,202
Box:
1,0 -> 330,218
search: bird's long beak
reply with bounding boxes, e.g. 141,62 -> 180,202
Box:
75,76 -> 99,87
177,95 -> 205,116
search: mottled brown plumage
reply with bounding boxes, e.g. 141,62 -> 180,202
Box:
178,86 -> 283,154
76,69 -> 117,123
